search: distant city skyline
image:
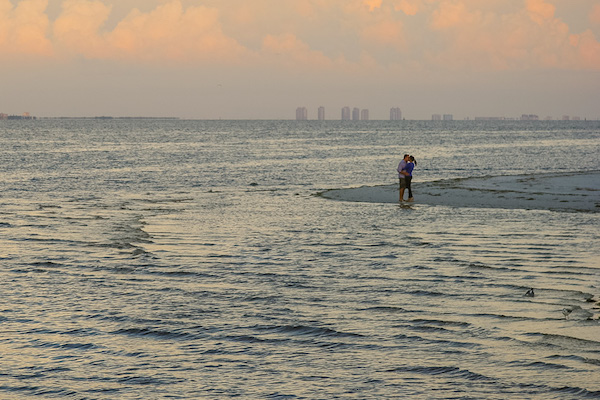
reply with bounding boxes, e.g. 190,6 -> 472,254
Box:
1,108 -> 593,122
294,106 -> 591,121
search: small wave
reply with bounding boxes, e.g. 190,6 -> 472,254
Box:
411,318 -> 471,327
29,261 -> 65,268
255,324 -> 364,338
131,247 -> 157,259
37,203 -> 62,209
362,306 -> 412,313
508,360 -> 572,370
265,392 -> 301,400
408,325 -> 453,334
224,334 -> 287,344
10,267 -> 54,274
136,196 -> 194,204
112,327 -> 193,340
583,358 -> 600,366
551,386 -> 600,398
387,365 -> 496,382
407,289 -> 448,297
116,375 -> 185,385
84,387 -> 121,395
243,294 -> 282,302
392,332 -> 478,349
144,269 -> 218,279
24,339 -> 99,351
0,386 -> 79,397
407,264 -> 435,270
525,332 -> 600,349
546,354 -> 600,366
24,327 -> 95,336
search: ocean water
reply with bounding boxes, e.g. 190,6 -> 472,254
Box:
0,119 -> 599,399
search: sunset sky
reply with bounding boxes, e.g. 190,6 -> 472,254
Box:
2,0 -> 599,119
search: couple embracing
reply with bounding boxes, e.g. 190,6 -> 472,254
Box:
397,154 -> 416,202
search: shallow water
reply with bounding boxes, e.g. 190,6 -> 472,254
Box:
0,119 -> 599,399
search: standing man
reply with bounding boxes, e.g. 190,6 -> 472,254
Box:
404,156 -> 416,202
397,154 -> 410,202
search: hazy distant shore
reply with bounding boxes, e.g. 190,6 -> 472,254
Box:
37,116 -> 181,120
4,116 -> 599,121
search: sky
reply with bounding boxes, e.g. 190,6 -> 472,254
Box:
1,0 -> 599,120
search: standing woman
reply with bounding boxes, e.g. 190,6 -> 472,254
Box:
404,156 -> 416,202
397,154 -> 410,202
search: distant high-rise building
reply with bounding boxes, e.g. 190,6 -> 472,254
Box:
521,114 -> 539,120
390,107 -> 402,120
352,108 -> 360,121
432,114 -> 442,121
318,106 -> 325,121
443,114 -> 453,121
475,117 -> 507,121
296,107 -> 308,120
361,109 -> 369,121
341,106 -> 351,120
562,115 -> 570,120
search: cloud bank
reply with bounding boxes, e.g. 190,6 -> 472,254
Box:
1,0 -> 599,71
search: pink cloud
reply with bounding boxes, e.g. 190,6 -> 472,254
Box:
1,0 -> 599,72
526,0 -> 555,25
393,0 -> 420,16
570,30 -> 600,70
590,4 -> 600,25
430,1 -> 482,30
0,0 -> 53,57
361,19 -> 406,50
425,0 -> 600,71
51,0 -> 249,63
106,2 -> 247,63
53,0 -> 112,58
364,0 -> 383,12
261,33 -> 335,69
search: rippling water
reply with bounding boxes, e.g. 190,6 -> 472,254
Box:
1,119 -> 599,399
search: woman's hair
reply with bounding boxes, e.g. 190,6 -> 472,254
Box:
410,156 -> 417,165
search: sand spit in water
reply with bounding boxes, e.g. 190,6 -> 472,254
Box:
320,171 -> 600,212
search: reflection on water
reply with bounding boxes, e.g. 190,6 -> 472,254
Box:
0,119 -> 598,399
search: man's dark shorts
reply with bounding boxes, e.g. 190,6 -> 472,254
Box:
399,177 -> 407,189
